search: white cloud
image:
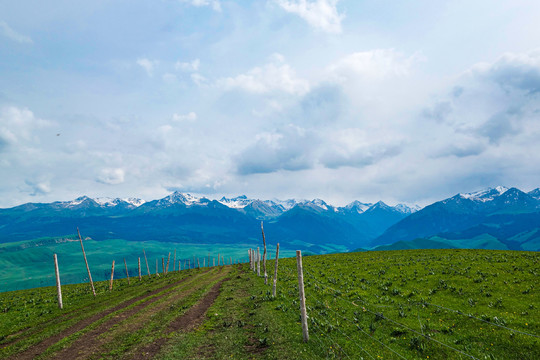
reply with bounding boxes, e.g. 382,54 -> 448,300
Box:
328,49 -> 420,80
0,106 -> 51,149
136,58 -> 158,76
172,112 -> 197,122
191,73 -> 208,86
97,168 -> 125,185
181,0 -> 221,12
0,21 -> 33,44
217,57 -> 310,95
175,59 -> 200,72
274,0 -> 343,34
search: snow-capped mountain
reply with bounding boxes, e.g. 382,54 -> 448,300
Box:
459,186 -> 509,202
218,195 -> 252,209
529,188 -> 540,200
63,196 -> 146,208
343,200 -> 373,214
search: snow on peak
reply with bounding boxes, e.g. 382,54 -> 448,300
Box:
344,200 -> 372,214
310,198 -> 329,210
460,186 -> 509,202
122,198 -> 146,207
394,203 -> 421,214
165,192 -> 204,205
218,195 -> 252,209
67,196 -> 92,206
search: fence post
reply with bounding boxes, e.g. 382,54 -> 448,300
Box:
273,243 -> 280,297
296,250 -> 309,342
197,257 -> 200,268
138,257 -> 142,281
173,250 -> 176,272
143,249 -> 151,277
77,228 -> 96,297
53,254 -> 63,309
257,247 -> 261,276
124,258 -> 130,284
248,249 -> 251,270
156,259 -> 159,276
109,260 -> 115,290
261,222 -> 268,284
166,252 -> 171,274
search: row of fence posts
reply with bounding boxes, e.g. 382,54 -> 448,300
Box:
248,222 -> 309,342
52,227 -> 243,310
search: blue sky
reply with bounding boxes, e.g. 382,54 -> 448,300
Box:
1,0 -> 540,207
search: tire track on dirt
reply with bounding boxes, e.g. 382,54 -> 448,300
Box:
132,276 -> 230,359
10,270 -> 211,360
51,270 -> 224,360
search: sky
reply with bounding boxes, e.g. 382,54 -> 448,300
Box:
1,0 -> 540,208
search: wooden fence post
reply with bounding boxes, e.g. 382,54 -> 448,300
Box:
156,259 -> 159,276
166,252 -> 171,274
77,228 -> 96,297
53,254 -> 63,309
109,260 -> 115,290
138,257 -> 142,281
261,222 -> 268,284
197,257 -> 200,268
273,243 -> 280,297
296,250 -> 309,342
124,258 -> 130,284
143,249 -> 151,277
257,247 -> 261,276
248,249 -> 251,270
173,250 -> 176,272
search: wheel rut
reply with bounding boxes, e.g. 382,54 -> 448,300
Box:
10,271 -> 211,360
131,276 -> 230,359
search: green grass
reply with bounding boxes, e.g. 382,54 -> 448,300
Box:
162,249 -> 539,360
1,249 -> 538,359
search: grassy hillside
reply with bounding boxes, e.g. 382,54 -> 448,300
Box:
0,236 -> 295,292
0,249 -> 538,359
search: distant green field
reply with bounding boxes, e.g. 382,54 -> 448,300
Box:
0,236 -> 295,292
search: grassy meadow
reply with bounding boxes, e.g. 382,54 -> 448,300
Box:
0,249 -> 538,359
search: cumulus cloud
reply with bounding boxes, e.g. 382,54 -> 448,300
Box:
472,51 -> 540,94
175,59 -> 200,72
217,55 -> 309,95
136,58 -> 158,76
97,168 -> 125,185
235,126 -> 319,175
274,0 -> 343,34
0,21 -> 33,44
0,106 -> 51,151
172,112 -> 197,122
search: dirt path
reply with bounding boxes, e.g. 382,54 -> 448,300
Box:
10,271 -> 210,360
51,271 -> 222,360
132,277 -> 229,359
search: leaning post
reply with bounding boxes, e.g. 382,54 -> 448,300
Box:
53,254 -> 63,309
296,250 -> 309,342
138,257 -> 142,280
109,260 -> 115,290
124,258 -> 130,284
77,228 -> 96,297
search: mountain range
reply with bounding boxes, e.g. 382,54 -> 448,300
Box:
0,193 -> 417,253
0,186 -> 539,252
